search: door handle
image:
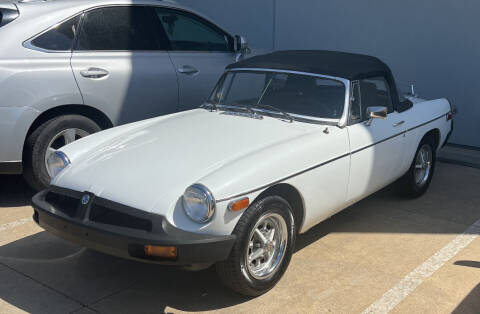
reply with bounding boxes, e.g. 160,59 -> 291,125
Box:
177,65 -> 199,75
393,120 -> 405,127
80,67 -> 109,79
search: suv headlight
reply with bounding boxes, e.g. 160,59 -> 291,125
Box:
182,184 -> 215,223
47,151 -> 70,178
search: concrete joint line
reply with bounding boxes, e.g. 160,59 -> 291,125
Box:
0,261 -> 86,308
362,219 -> 480,314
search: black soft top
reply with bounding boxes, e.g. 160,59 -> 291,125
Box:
228,50 -> 413,112
227,50 -> 391,81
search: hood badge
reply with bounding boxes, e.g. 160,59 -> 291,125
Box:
81,194 -> 91,205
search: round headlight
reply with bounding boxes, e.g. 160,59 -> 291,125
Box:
47,151 -> 70,178
182,184 -> 215,223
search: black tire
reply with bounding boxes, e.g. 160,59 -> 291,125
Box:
399,135 -> 436,198
23,115 -> 101,191
215,196 -> 296,297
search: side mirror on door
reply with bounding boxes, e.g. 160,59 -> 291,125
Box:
365,106 -> 388,126
234,35 -> 248,52
234,35 -> 250,61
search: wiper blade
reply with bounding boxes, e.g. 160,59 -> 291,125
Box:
220,103 -> 263,119
201,102 -> 217,111
252,104 -> 294,123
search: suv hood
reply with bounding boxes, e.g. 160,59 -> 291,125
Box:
55,109 -> 315,213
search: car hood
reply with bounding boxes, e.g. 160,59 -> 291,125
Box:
55,109 -> 316,213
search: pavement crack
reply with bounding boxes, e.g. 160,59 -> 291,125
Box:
70,305 -> 102,314
0,261 -> 87,308
393,205 -> 472,229
83,279 -> 139,311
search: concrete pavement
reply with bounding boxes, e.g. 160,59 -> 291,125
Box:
438,144 -> 480,169
1,162 -> 480,313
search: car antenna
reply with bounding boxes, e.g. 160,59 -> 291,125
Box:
410,84 -> 417,97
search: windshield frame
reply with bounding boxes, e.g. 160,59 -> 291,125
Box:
207,68 -> 351,126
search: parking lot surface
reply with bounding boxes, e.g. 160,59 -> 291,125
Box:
1,162 -> 480,314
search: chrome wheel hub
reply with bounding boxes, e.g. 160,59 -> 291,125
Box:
245,213 -> 288,280
45,128 -> 89,177
414,144 -> 433,188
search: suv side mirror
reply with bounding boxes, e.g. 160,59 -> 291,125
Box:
234,35 -> 249,52
365,106 -> 387,126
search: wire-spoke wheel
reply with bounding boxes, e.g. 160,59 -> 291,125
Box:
414,144 -> 433,188
399,135 -> 436,198
44,128 -> 90,177
246,213 -> 288,280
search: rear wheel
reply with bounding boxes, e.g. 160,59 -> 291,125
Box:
399,135 -> 436,198
23,115 -> 101,190
215,196 -> 295,296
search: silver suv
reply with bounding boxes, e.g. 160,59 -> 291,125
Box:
0,0 -> 249,190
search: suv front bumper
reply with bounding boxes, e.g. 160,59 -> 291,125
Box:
32,188 -> 236,266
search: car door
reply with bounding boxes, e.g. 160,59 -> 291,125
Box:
153,8 -> 237,111
347,78 -> 407,203
71,6 -> 179,125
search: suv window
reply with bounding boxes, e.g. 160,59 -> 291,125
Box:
76,7 -> 164,51
154,8 -> 233,52
31,15 -> 80,51
359,77 -> 394,114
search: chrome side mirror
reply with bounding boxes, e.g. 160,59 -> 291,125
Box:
365,106 -> 387,126
234,35 -> 248,52
234,35 -> 249,61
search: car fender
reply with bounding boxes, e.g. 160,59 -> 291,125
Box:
401,98 -> 451,171
170,127 -> 350,236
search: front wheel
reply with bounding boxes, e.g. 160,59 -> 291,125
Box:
399,136 -> 436,198
215,196 -> 295,296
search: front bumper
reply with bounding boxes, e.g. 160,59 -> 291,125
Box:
32,188 -> 236,266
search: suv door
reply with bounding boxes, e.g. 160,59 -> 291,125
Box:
153,8 -> 237,111
71,6 -> 179,125
346,78 -> 407,203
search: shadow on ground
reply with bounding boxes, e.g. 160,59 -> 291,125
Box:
0,175 -> 34,207
452,261 -> 480,313
0,232 -> 248,313
452,282 -> 480,314
1,163 -> 480,313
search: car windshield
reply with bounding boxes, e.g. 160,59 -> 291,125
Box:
208,70 -> 346,122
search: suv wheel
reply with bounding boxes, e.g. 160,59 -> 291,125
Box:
24,115 -> 101,190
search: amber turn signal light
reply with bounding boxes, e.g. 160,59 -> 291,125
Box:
229,197 -> 250,212
446,110 -> 454,121
144,245 -> 177,259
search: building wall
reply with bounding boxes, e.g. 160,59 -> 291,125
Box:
178,0 -> 275,51
179,0 -> 480,147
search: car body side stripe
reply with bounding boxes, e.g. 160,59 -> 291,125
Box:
216,152 -> 350,202
216,113 -> 448,203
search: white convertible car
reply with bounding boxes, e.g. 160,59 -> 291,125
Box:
32,51 -> 453,296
